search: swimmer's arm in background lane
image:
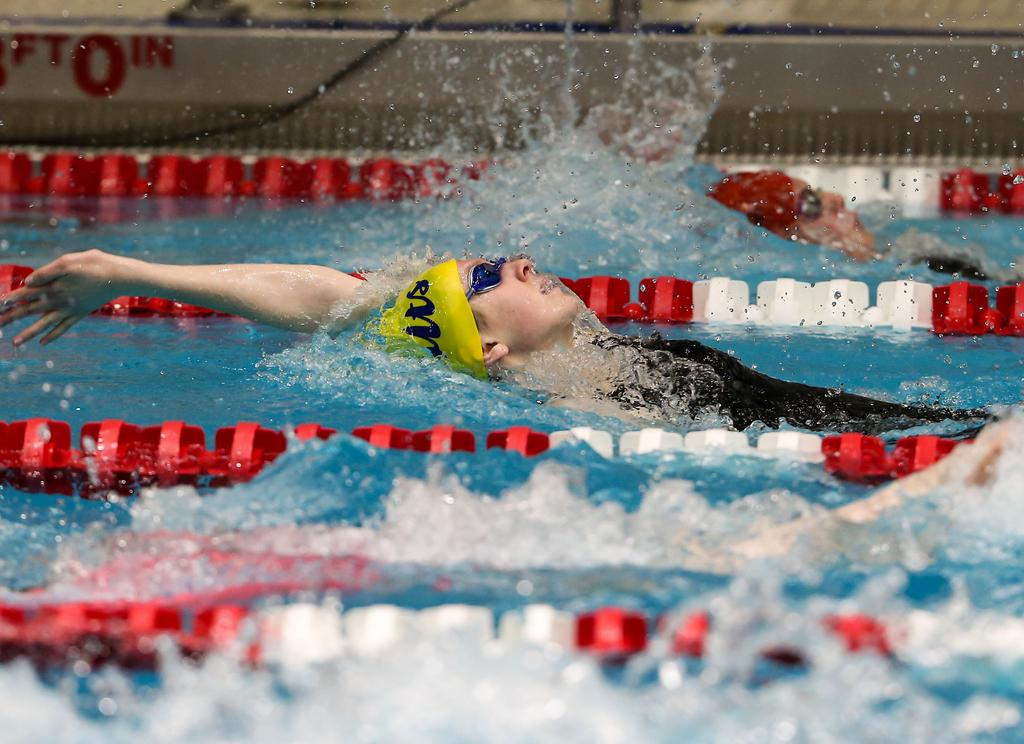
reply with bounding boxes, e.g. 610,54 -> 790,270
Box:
0,249 -> 366,345
727,420 -> 1012,563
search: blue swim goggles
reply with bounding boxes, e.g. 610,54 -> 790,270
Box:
465,257 -> 507,300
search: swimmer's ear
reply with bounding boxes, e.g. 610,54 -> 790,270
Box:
482,341 -> 509,368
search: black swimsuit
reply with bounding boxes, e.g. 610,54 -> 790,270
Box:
595,334 -> 987,435
923,256 -> 990,281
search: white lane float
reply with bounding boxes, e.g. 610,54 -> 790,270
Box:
693,277 -> 750,323
619,429 -> 686,455
755,431 -> 825,463
863,280 -> 934,329
549,427 -> 615,458
683,428 -> 753,455
342,604 -> 417,657
498,604 -> 577,647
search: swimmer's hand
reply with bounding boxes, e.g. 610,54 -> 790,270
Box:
728,419 -> 1014,563
0,249 -> 367,345
0,249 -> 133,345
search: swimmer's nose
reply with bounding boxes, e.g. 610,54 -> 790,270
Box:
509,257 -> 533,283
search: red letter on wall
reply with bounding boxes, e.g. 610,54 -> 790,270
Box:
72,34 -> 126,97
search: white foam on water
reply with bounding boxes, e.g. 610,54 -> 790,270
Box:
157,463 -> 822,571
29,460 -> 829,601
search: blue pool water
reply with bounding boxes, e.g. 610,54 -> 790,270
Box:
2,140 -> 1024,741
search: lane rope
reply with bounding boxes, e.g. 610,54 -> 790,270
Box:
0,598 -> 898,672
1,152 -> 1020,215
0,418 -> 961,497
17,597 -> 1024,680
0,151 -> 487,202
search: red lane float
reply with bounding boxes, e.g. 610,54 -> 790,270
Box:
823,613 -> 892,655
822,433 -> 892,483
294,423 -> 338,441
1,418 -> 76,495
360,158 -> 416,201
941,169 -> 992,213
210,423 -> 287,483
252,157 -> 365,201
889,435 -> 958,479
1000,171 -> 1024,214
995,284 -> 1024,336
142,420 -> 207,487
144,155 -> 249,199
932,282 -> 994,335
0,153 -> 31,193
352,424 -> 414,450
0,151 -> 483,203
576,607 -> 648,657
0,264 -> 32,295
93,295 -> 230,318
931,281 -> 1024,336
79,419 -> 143,491
940,168 -> 1024,214
0,600 -> 254,669
570,277 -> 630,322
638,276 -> 694,323
822,433 -> 960,483
36,153 -> 145,198
411,425 -> 476,453
417,159 -> 455,198
486,426 -> 550,457
1,418 -> 289,496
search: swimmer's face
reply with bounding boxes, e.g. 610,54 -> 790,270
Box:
790,179 -> 878,261
457,256 -> 581,369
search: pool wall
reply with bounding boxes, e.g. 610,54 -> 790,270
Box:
0,23 -> 1022,163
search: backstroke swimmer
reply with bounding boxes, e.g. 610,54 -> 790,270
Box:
0,249 -> 990,434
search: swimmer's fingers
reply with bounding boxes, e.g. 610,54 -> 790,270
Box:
39,315 -> 81,346
0,287 -> 75,327
0,286 -> 27,311
0,282 -> 49,307
3,283 -> 79,312
12,310 -> 63,346
0,284 -> 50,309
0,296 -> 49,329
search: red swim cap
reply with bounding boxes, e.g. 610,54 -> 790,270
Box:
708,171 -> 800,234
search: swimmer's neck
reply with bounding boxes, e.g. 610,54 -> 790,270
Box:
496,310 -> 597,371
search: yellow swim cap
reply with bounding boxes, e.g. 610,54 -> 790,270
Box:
377,259 -> 488,379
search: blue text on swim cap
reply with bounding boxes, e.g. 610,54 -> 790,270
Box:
403,280 -> 443,356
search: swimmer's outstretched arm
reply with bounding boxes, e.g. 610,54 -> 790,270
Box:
728,420 -> 1012,562
0,249 -> 365,345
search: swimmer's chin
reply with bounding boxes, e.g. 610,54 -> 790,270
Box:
541,273 -> 575,295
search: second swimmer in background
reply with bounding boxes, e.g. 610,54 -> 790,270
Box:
709,170 -> 1017,281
